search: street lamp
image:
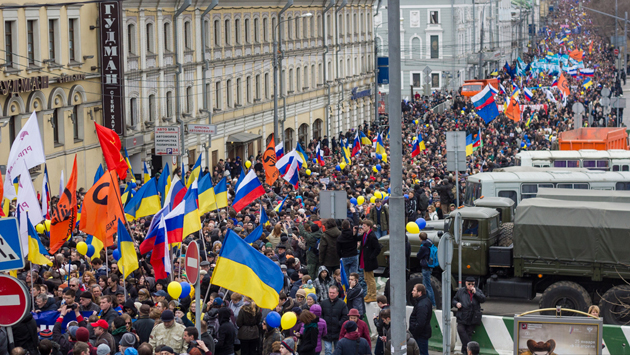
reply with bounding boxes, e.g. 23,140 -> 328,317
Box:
273,12 -> 312,145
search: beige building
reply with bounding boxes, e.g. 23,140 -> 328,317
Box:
121,0 -> 376,175
0,1 -> 104,192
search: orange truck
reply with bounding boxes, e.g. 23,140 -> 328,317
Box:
558,127 -> 629,150
459,78 -> 500,97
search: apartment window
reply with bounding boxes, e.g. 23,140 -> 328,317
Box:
264,73 -> 269,99
246,76 -> 251,103
52,109 -> 61,144
226,79 -> 233,107
354,57 -> 358,75
148,94 -> 156,121
263,18 -> 268,42
295,16 -> 300,39
27,20 -> 35,65
317,15 -> 322,37
360,13 -> 364,32
287,17 -> 293,39
127,23 -> 136,55
272,17 -> 277,40
288,69 -> 293,92
304,66 -> 309,89
328,62 -> 332,80
166,91 -> 173,117
234,19 -> 240,44
311,65 -> 315,87
203,20 -> 210,48
327,14 -> 332,36
431,73 -> 439,88
309,16 -> 314,38
73,106 -> 80,140
164,22 -> 172,51
296,67 -> 301,92
184,21 -> 192,50
430,35 -> 439,58
244,18 -> 250,43
412,73 -> 421,87
319,63 -> 322,84
224,19 -> 231,45
130,98 -> 138,126
347,58 -> 350,76
253,18 -> 259,43
69,19 -> 79,61
255,75 -> 260,100
430,11 -> 439,24
236,78 -> 241,106
214,20 -> 220,46
146,23 -> 155,53
346,14 -> 350,36
9,116 -> 17,146
353,14 -> 357,35
186,87 -> 193,113
215,82 -> 221,109
48,19 -> 57,62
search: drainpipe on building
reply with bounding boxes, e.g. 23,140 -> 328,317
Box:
336,0 -> 347,136
201,0 -> 219,169
323,0 -> 336,140
278,0 -> 293,144
174,0 -> 191,168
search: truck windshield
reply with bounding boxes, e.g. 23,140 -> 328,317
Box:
464,182 -> 482,206
462,84 -> 482,92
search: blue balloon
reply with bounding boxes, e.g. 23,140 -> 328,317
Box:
384,196 -> 389,201
416,218 -> 427,230
128,182 -> 137,189
335,165 -> 341,171
375,154 -> 382,160
388,188 -> 391,194
112,249 -> 121,261
376,164 -> 382,172
404,194 -> 409,199
312,158 -> 317,164
86,245 -> 95,258
180,282 -> 191,299
350,198 -> 358,206
266,311 -> 282,328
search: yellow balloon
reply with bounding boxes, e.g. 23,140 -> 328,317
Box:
36,224 -> 45,234
374,191 -> 383,199
382,153 -> 387,162
245,160 -> 252,169
306,169 -> 312,176
44,220 -> 51,230
168,281 -> 182,299
340,162 -> 347,170
372,166 -> 378,173
370,196 -> 376,204
357,196 -> 365,205
281,312 -> 297,330
76,242 -> 88,255
406,222 -> 420,234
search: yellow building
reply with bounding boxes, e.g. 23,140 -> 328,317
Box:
0,1 -> 104,192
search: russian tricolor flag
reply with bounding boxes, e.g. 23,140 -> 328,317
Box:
164,179 -> 201,244
523,87 -> 534,101
351,133 -> 361,157
316,143 -> 325,166
232,170 -> 265,212
275,142 -> 284,159
580,68 -> 594,77
165,176 -> 187,211
411,137 -> 420,158
471,85 -> 500,124
282,159 -> 300,189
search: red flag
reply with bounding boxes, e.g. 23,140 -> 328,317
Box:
95,122 -> 128,180
49,156 -> 78,253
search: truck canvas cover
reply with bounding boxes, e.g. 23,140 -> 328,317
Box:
514,198 -> 630,265
536,188 -> 630,204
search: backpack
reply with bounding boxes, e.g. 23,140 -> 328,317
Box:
427,243 -> 439,268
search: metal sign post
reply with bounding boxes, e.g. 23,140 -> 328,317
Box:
319,191 -> 348,219
447,131 -> 466,289
438,232 -> 454,355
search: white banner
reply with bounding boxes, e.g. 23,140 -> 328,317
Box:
16,163 -> 44,256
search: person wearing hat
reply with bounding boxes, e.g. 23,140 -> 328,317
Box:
96,344 -> 111,355
79,292 -> 100,313
133,304 -> 155,344
368,198 -> 389,238
215,308 -> 236,355
116,333 -> 137,355
200,261 -> 212,297
158,346 -> 176,355
333,322 -> 371,355
279,338 -> 295,355
152,290 -> 168,304
452,277 -> 485,355
339,309 -> 371,348
148,310 -> 186,354
91,319 -> 116,355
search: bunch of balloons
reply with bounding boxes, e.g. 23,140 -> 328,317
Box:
76,242 -> 95,257
167,281 -> 194,299
405,218 -> 427,234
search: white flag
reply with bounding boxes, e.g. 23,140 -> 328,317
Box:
4,111 -> 46,200
59,170 -> 64,197
17,163 -> 44,256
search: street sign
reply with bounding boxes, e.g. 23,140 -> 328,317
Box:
446,131 -> 467,172
155,126 -> 181,156
185,241 -> 200,284
187,124 -> 217,135
0,218 -> 24,272
423,66 -> 432,84
437,232 -> 454,270
0,274 -> 31,326
601,88 -> 611,98
614,49 -> 619,56
319,191 -> 348,219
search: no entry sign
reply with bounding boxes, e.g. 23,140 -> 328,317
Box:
0,274 -> 30,326
186,241 -> 200,284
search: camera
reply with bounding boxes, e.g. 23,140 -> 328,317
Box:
69,303 -> 78,310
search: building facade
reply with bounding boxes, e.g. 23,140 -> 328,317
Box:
121,0 -> 375,175
0,1 -> 103,191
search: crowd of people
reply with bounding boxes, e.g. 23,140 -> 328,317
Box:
1,1 -> 626,355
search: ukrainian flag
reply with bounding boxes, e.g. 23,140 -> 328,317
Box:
198,173 -> 216,214
583,78 -> 593,89
27,215 -> 52,266
244,206 -> 268,243
124,148 -> 136,183
143,162 -> 151,184
466,134 -> 474,156
211,229 -> 284,309
117,219 -> 138,279
418,133 -> 426,151
375,133 -> 386,155
342,144 -> 352,165
359,131 -> 371,145
157,163 -> 172,207
295,143 -> 308,169
275,195 -> 288,213
339,258 -> 351,303
121,184 -> 134,205
124,178 -> 161,220
86,234 -> 104,260
186,155 -> 202,188
213,177 -> 228,209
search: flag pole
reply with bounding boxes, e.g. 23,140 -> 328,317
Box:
122,266 -> 127,302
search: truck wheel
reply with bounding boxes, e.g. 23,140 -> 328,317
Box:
498,222 -> 514,247
539,281 -> 592,316
406,274 -> 442,309
599,285 -> 630,325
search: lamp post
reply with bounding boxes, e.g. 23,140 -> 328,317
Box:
273,13 -> 312,145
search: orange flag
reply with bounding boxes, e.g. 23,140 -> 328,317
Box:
79,170 -> 125,247
95,122 -> 128,180
505,96 -> 521,122
569,49 -> 583,62
262,137 -> 280,185
557,72 -> 570,97
49,156 -> 78,253
588,42 -> 593,55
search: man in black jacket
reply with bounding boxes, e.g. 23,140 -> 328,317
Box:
215,308 -> 236,355
452,277 -> 486,354
321,286 -> 349,355
358,220 -> 381,303
133,305 -> 155,344
408,284 -> 432,355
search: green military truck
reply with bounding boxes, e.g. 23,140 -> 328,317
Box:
377,197 -> 630,324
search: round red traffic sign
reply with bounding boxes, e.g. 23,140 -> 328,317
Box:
0,274 -> 30,326
185,241 -> 200,284
614,49 -> 619,55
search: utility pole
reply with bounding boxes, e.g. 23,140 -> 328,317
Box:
387,1 -> 405,355
174,0 -> 191,169
201,0 -> 219,169
479,8 -> 485,79
273,0 -> 293,145
374,40 -> 379,128
473,0 -> 477,76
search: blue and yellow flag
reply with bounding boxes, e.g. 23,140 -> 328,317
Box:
94,165 -> 104,185
186,155 -> 202,188
124,148 -> 136,183
244,205 -> 268,244
214,177 -> 228,209
295,143 -> 308,169
359,131 -> 371,145
211,229 -> 284,309
117,219 -> 138,279
339,258 -> 351,303
27,214 -> 52,266
418,133 -> 426,151
143,162 -> 150,184
121,183 -> 134,205
466,134 -> 474,156
375,133 -> 386,155
157,163 -> 172,207
198,173 -> 217,214
275,195 -> 288,213
342,145 -> 352,165
124,178 -> 161,220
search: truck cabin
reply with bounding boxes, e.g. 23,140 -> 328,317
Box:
473,196 -> 516,223
460,82 -> 484,97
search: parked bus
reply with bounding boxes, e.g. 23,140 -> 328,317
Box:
464,170 -> 630,206
515,149 -> 630,171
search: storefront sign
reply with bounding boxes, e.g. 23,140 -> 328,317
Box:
0,76 -> 49,95
100,1 -> 125,136
351,87 -> 371,100
155,126 -> 181,155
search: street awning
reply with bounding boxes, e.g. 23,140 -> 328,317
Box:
227,132 -> 261,144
